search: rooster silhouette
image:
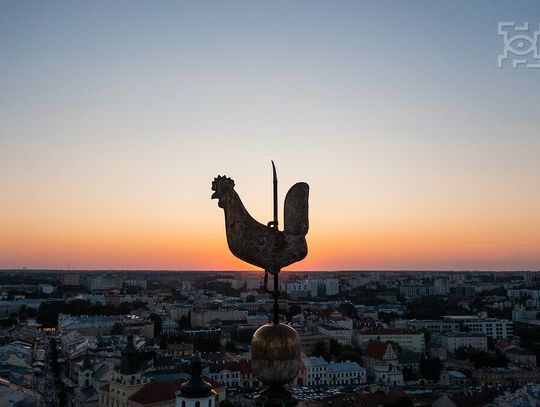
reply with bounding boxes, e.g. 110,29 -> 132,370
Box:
211,174 -> 309,275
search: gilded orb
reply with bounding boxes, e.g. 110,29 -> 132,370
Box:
252,323 -> 301,385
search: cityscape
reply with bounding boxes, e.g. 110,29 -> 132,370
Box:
0,269 -> 539,406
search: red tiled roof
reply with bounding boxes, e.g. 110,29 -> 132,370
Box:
448,389 -> 497,407
129,380 -> 181,405
167,342 -> 193,351
364,340 -> 388,360
129,378 -> 225,405
355,388 -> 408,407
239,359 -> 252,374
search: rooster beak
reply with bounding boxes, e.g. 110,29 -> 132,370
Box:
211,192 -> 217,199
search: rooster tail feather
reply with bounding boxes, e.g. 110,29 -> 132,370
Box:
284,182 -> 309,236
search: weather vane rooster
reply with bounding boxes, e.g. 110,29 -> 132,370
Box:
212,161 -> 309,322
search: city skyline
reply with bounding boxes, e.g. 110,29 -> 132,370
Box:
2,1 -> 540,271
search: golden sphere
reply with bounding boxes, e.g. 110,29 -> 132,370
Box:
252,323 -> 302,385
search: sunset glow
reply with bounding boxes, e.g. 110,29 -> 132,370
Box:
1,2 -> 539,271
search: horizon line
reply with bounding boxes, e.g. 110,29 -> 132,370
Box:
0,268 -> 538,273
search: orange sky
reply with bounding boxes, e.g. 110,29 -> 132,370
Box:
1,2 -> 540,271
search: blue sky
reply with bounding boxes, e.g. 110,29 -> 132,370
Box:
1,1 -> 539,270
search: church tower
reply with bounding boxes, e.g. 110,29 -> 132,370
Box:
99,335 -> 149,407
78,352 -> 94,388
175,356 -> 216,407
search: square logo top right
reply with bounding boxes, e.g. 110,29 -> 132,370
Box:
498,22 -> 540,69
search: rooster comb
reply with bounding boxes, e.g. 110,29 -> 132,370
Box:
212,175 -> 235,189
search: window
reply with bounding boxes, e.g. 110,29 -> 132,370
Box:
195,402 -> 200,407
182,402 -> 186,407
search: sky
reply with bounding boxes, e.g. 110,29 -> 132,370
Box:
1,1 -> 539,271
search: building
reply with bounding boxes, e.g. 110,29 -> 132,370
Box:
318,323 -> 352,345
201,353 -> 241,389
285,278 -> 339,298
190,309 -> 247,328
442,315 -> 513,339
512,306 -> 540,322
399,284 -> 435,299
376,304 -> 406,315
362,341 -> 404,386
124,279 -> 148,290
161,317 -> 179,336
300,357 -> 365,387
84,275 -> 121,291
392,319 -> 460,334
58,314 -> 153,338
325,279 -> 340,296
175,357 -> 217,407
472,367 -> 540,386
75,353 -> 113,407
99,338 -> 222,407
299,332 -> 330,355
166,343 -> 194,359
433,389 -> 497,407
434,278 -> 449,296
507,289 -> 540,301
62,273 -> 81,286
504,348 -> 537,367
326,361 -> 366,385
440,333 -> 488,353
99,336 -> 150,407
355,327 -> 425,354
302,357 -> 328,386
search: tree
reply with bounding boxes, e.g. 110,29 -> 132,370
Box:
288,304 -> 302,317
0,317 -> 17,327
312,341 -> 329,360
225,341 -> 238,353
455,346 -> 507,369
111,322 -> 124,335
420,357 -> 441,381
329,338 -> 342,357
159,334 -> 168,349
337,302 -> 358,319
149,313 -> 163,337
402,366 -> 415,381
337,345 -> 362,364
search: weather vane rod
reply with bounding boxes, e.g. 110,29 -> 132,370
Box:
271,160 -> 278,230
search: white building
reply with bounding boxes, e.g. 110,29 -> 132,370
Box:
327,361 -> 366,385
318,323 -> 352,345
392,319 -> 460,334
190,309 -> 247,327
302,357 -> 328,386
355,328 -> 425,354
440,333 -> 488,353
325,279 -> 340,296
434,278 -> 449,296
512,307 -> 540,322
363,341 -> 404,386
399,284 -> 435,299
442,315 -> 513,339
285,279 -> 339,298
161,317 -> 179,336
175,358 -> 218,407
